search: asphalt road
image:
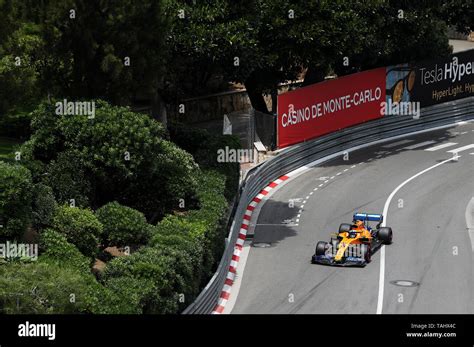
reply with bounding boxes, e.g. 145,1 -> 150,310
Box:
232,121 -> 474,314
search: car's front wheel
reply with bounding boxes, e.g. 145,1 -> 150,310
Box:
377,227 -> 393,244
339,223 -> 352,233
315,241 -> 328,256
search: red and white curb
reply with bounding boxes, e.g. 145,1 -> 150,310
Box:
212,174 -> 290,314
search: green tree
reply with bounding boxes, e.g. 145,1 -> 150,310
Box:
51,205 -> 103,258
24,100 -> 199,221
17,0 -> 171,123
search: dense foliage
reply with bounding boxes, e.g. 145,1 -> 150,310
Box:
23,100 -> 199,221
96,202 -> 151,247
51,205 -> 103,258
0,161 -> 33,240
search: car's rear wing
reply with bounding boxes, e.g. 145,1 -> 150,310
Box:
353,213 -> 383,223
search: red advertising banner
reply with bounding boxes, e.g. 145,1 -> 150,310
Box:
277,68 -> 386,148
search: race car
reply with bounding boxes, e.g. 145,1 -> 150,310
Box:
311,213 -> 393,267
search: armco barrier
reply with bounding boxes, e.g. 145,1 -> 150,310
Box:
182,97 -> 474,314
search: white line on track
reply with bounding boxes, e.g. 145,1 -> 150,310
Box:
424,142 -> 458,151
447,144 -> 474,154
376,156 -> 460,314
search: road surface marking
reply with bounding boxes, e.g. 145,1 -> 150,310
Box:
377,156 -> 458,314
447,144 -> 474,154
403,141 -> 436,150
424,142 -> 458,151
465,197 -> 474,252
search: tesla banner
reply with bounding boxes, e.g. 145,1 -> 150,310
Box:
386,49 -> 474,108
277,68 -> 386,148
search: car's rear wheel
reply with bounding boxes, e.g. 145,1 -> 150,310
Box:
315,241 -> 328,256
360,244 -> 371,263
377,227 -> 393,244
339,223 -> 352,233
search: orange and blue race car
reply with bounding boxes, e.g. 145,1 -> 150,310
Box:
311,213 -> 393,267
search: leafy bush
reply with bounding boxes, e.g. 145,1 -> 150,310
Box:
23,100 -> 200,221
103,246 -> 193,314
31,183 -> 58,230
39,228 -> 91,273
51,205 -> 103,258
96,201 -> 151,247
0,161 -> 33,240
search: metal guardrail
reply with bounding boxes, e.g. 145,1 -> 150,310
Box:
182,97 -> 474,314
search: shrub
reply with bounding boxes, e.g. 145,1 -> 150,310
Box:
96,201 -> 151,247
39,228 -> 91,273
0,161 -> 33,240
51,205 -> 103,258
103,246 -> 193,314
